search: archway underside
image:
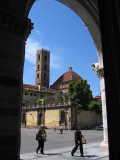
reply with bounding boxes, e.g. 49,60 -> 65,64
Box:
0,0 -> 109,159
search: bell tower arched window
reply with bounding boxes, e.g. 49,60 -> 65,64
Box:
37,73 -> 39,78
44,64 -> 47,71
44,56 -> 47,61
38,55 -> 40,61
38,64 -> 40,70
44,73 -> 46,80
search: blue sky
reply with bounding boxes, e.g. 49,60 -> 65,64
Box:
23,0 -> 100,97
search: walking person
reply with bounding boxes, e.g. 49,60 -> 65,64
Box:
53,124 -> 56,133
71,126 -> 84,157
59,125 -> 63,134
36,125 -> 47,154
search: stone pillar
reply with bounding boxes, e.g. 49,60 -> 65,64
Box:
92,63 -> 108,149
42,109 -> 45,126
67,107 -> 72,130
0,9 -> 33,159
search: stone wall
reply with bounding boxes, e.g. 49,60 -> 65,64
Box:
77,109 -> 102,129
26,111 -> 37,126
45,109 -> 59,128
23,106 -> 102,129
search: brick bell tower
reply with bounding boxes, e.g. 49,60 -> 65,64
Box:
35,48 -> 50,88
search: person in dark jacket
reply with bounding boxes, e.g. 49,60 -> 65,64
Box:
71,126 -> 84,157
36,125 -> 47,154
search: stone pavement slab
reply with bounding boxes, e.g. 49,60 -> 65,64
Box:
20,142 -> 109,160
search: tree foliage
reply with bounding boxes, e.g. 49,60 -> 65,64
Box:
68,79 -> 91,109
37,98 -> 45,105
88,100 -> 102,113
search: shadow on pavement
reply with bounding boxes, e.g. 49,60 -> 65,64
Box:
45,153 -> 62,156
74,154 -> 99,158
85,155 -> 99,158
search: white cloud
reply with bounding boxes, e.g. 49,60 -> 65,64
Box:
25,37 -> 65,69
25,38 -> 42,64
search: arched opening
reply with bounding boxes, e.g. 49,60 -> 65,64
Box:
38,54 -> 40,61
3,0 -> 120,160
44,73 -> 46,81
37,112 -> 43,126
44,64 -> 47,71
21,0 -> 107,157
44,55 -> 47,62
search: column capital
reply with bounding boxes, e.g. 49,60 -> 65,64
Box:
0,10 -> 33,41
92,63 -> 104,79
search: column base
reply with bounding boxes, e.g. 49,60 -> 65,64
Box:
101,140 -> 109,152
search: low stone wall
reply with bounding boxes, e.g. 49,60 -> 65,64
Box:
45,109 -> 60,127
77,109 -> 102,129
22,105 -> 102,130
26,111 -> 37,126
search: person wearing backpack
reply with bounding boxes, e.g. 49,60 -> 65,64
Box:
36,125 -> 47,154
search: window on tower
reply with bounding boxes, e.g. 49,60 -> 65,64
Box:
37,73 -> 39,78
44,73 -> 47,80
44,56 -> 47,61
44,64 -> 47,71
38,55 -> 40,61
38,64 -> 40,70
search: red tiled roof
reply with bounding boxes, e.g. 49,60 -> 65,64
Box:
23,83 -> 38,89
93,96 -> 101,100
23,83 -> 57,93
51,70 -> 83,87
93,96 -> 101,98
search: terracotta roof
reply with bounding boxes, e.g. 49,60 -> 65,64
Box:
23,83 -> 38,89
23,83 -> 57,93
93,96 -> 101,99
51,70 -> 83,87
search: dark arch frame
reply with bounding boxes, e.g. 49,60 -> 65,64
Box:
23,0 -> 120,158
0,0 -> 120,159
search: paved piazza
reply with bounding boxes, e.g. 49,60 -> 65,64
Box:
20,128 -> 103,154
20,128 -> 109,160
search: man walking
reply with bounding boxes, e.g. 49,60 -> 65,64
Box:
36,125 -> 47,154
71,126 -> 84,157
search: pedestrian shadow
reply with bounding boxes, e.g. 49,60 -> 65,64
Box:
85,155 -> 99,158
74,155 -> 99,158
45,153 -> 62,156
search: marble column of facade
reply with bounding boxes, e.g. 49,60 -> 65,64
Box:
92,63 -> 108,149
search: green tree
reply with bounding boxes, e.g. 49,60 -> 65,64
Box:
68,79 -> 91,109
88,100 -> 102,113
37,98 -> 45,105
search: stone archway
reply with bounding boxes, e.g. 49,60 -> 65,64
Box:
0,0 -> 110,159
26,0 -> 108,147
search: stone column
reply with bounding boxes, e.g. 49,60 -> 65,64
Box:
67,107 -> 72,130
0,9 -> 33,159
92,63 -> 108,149
42,109 -> 45,126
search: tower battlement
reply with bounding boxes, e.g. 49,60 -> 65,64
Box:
36,48 -> 50,54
